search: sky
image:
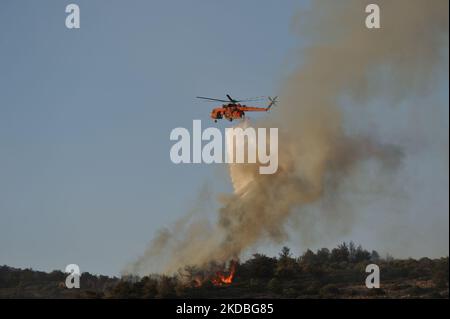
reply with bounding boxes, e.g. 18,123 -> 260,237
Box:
0,0 -> 448,276
0,0 -> 304,276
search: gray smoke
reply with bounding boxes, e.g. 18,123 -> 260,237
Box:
126,0 -> 449,276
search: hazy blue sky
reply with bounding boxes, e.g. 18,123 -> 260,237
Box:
1,1 -> 448,276
0,0 -> 304,275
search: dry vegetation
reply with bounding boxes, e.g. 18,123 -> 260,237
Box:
1,243 -> 448,299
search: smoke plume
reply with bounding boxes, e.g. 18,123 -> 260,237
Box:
126,0 -> 449,276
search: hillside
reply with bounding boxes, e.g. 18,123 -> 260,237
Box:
1,243 -> 448,299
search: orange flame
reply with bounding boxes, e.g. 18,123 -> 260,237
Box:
211,260 -> 237,286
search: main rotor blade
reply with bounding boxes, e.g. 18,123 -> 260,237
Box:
238,96 -> 267,102
196,96 -> 229,103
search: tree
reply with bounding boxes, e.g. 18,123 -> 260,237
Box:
276,247 -> 298,278
370,250 -> 380,262
110,281 -> 134,298
141,276 -> 158,298
299,249 -> 322,275
331,242 -> 350,263
354,245 -> 371,262
316,248 -> 330,263
300,249 -> 317,266
243,254 -> 277,279
349,241 -> 357,261
156,276 -> 176,298
279,246 -> 292,259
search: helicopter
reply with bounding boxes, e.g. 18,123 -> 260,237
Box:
196,94 -> 278,122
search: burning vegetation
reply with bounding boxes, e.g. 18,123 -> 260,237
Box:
188,260 -> 238,288
211,260 -> 237,286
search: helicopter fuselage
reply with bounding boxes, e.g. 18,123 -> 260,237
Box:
210,103 -> 268,122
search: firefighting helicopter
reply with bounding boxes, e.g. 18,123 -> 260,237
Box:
196,94 -> 278,122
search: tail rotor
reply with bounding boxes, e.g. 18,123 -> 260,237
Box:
267,96 -> 278,110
